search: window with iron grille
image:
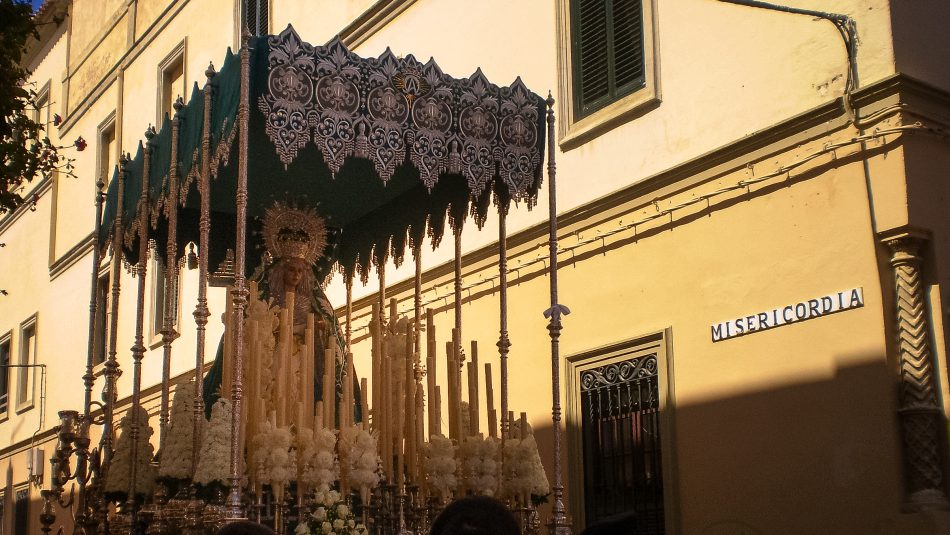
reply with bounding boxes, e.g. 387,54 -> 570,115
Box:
567,333 -> 671,534
570,0 -> 645,119
244,0 -> 269,36
13,486 -> 27,535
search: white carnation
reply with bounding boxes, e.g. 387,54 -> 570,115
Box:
301,427 -> 339,491
105,406 -> 157,497
193,398 -> 233,485
460,435 -> 499,496
425,434 -> 457,498
250,420 -> 294,487
502,432 -> 549,498
345,426 -> 381,491
158,381 -> 202,480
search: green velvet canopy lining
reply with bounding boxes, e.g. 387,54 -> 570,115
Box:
99,26 -> 547,282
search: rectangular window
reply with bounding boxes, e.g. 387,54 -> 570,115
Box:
93,271 -> 110,366
567,332 -> 674,533
244,0 -> 269,36
12,486 -> 26,535
158,44 -> 186,124
556,0 -> 659,148
98,119 -> 116,187
32,86 -> 49,127
150,253 -> 179,344
16,317 -> 37,411
0,334 -> 10,418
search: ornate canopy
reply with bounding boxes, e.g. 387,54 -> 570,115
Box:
100,25 -> 548,279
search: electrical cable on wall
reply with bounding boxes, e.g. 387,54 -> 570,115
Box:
717,0 -> 860,121
346,119 -> 949,338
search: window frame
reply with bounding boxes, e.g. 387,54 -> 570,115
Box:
157,40 -> 187,126
0,331 -> 12,422
15,315 -> 38,414
92,266 -> 111,367
149,248 -> 181,348
31,82 -> 50,127
242,0 -> 270,37
556,0 -> 660,150
34,81 -> 61,266
96,113 -> 117,189
12,484 -> 27,535
565,329 -> 678,533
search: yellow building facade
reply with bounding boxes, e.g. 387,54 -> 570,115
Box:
3,0 -> 950,533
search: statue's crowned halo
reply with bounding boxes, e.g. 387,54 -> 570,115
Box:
261,202 -> 328,266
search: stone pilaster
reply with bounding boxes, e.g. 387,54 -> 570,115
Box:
881,228 -> 950,512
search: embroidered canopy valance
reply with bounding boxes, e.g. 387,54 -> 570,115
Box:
100,25 -> 547,279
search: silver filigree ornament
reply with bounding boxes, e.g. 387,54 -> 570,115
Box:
258,26 -> 545,199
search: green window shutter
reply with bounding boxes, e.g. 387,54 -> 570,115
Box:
571,0 -> 646,119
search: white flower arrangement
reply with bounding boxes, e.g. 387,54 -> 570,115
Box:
345,427 -> 381,493
502,433 -> 549,499
158,381 -> 201,480
460,435 -> 499,496
296,489 -> 369,535
246,283 -> 279,334
104,406 -> 157,499
300,427 -> 339,491
424,434 -> 457,498
251,419 -> 295,487
520,434 -> 549,496
193,397 -> 233,486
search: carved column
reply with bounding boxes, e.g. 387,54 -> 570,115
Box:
881,228 -> 950,512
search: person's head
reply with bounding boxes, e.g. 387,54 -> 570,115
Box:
281,257 -> 308,290
269,257 -> 313,302
430,496 -> 519,535
214,520 -> 276,535
261,202 -> 327,300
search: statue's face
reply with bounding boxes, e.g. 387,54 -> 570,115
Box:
282,258 -> 306,290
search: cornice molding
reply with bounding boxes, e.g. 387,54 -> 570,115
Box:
59,0 -> 191,134
48,232 -> 95,280
343,74 -> 946,316
337,0 -> 418,49
23,0 -> 69,68
0,176 -> 54,236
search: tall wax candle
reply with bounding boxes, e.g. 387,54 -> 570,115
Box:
485,363 -> 496,439
426,309 -> 437,438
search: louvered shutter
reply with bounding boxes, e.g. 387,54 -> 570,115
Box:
571,0 -> 645,118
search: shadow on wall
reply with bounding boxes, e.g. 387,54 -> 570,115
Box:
531,355 -> 950,534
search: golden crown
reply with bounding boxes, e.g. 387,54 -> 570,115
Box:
261,202 -> 327,265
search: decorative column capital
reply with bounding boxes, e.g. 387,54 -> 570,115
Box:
880,226 -> 930,265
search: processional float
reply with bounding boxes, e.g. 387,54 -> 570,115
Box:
41,25 -> 572,535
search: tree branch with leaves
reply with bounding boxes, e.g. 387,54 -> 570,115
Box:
0,0 -> 83,215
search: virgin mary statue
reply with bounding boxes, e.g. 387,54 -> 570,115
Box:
203,202 -> 360,424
